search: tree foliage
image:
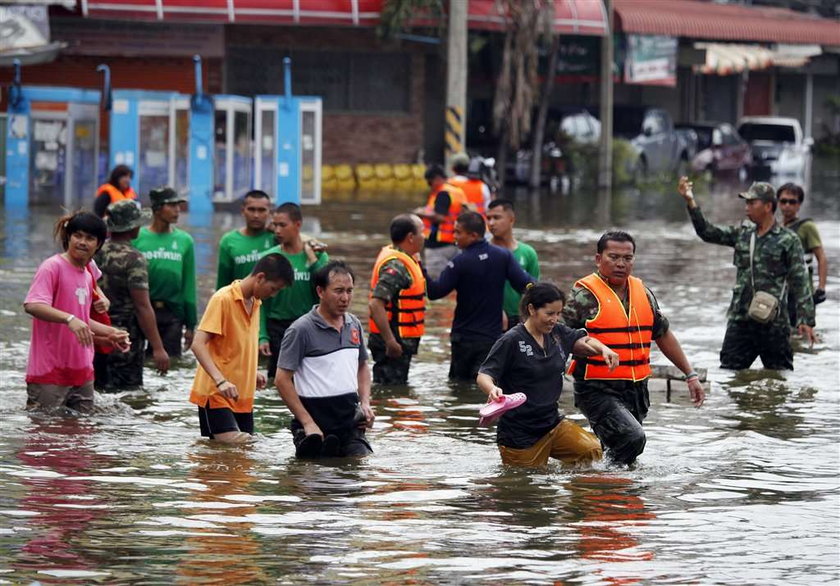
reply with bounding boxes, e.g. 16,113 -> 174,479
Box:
492,0 -> 554,149
378,0 -> 445,39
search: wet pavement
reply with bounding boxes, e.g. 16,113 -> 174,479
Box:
0,162 -> 838,584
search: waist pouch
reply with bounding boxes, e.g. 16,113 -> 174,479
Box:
748,290 -> 780,323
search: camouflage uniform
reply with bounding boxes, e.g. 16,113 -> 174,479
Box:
94,240 -> 150,389
369,256 -> 421,385
688,205 -> 814,370
562,275 -> 670,465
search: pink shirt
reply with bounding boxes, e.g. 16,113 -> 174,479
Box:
25,254 -> 101,386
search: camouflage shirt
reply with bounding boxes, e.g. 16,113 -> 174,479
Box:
688,205 -> 814,327
94,239 -> 149,324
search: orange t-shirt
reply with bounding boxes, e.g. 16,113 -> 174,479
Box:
189,280 -> 262,413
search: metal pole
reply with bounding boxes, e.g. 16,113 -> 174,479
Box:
444,0 -> 467,168
597,0 -> 614,225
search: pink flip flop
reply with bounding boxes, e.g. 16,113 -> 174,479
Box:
478,393 -> 527,426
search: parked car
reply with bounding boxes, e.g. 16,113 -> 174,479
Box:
510,107 -> 601,185
676,121 -> 752,180
611,106 -> 692,179
737,116 -> 812,177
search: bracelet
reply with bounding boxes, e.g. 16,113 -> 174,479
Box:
215,378 -> 227,387
684,371 -> 699,381
65,314 -> 75,324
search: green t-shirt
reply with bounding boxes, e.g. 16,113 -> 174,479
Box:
216,229 -> 277,289
132,227 -> 197,328
258,245 -> 329,342
504,242 -> 540,317
791,218 -> 822,287
791,219 -> 821,252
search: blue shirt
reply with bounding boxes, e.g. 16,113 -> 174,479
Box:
425,240 -> 534,342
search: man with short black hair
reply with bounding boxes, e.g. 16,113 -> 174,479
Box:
678,177 -> 815,370
562,230 -> 705,465
425,210 -> 535,381
777,182 -> 828,325
487,199 -> 540,330
368,214 -> 426,384
276,261 -> 375,459
216,190 -> 275,289
190,253 -> 293,444
258,202 -> 329,382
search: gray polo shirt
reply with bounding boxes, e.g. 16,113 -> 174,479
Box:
277,306 -> 367,433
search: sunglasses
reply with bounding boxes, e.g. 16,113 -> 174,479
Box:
778,199 -> 799,205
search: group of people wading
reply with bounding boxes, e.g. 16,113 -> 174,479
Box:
22,159 -> 825,467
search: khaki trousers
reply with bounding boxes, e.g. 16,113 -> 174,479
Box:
499,419 -> 603,468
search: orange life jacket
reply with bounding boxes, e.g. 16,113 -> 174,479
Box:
448,176 -> 487,216
568,273 -> 654,382
369,245 -> 426,339
422,183 -> 466,244
97,183 -> 137,205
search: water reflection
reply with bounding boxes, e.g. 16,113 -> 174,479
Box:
175,449 -> 268,584
12,418 -> 109,581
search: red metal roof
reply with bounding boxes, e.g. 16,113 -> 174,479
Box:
614,0 -> 840,46
77,0 -> 608,35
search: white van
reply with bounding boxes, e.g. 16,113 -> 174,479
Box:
737,116 -> 812,177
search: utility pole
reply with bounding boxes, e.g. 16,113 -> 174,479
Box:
444,0 -> 468,169
597,0 -> 613,225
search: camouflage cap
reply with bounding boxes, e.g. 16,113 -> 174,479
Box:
149,186 -> 187,208
106,200 -> 151,233
451,152 -> 470,169
738,182 -> 776,203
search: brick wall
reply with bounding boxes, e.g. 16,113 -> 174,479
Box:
321,52 -> 425,165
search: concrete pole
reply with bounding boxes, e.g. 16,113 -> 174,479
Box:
445,0 -> 468,170
804,71 -> 813,138
596,0 -> 614,225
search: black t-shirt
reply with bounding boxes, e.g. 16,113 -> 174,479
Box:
478,323 -> 586,449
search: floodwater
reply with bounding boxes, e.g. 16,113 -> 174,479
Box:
1,164 -> 838,584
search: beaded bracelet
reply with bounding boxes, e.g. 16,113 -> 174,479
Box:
684,371 -> 699,381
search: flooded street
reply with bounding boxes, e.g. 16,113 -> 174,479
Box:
1,167 -> 838,584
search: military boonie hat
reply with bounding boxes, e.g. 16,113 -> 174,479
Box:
106,200 -> 151,233
149,186 -> 187,207
738,182 -> 776,203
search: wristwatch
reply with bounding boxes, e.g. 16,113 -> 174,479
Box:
65,314 -> 75,324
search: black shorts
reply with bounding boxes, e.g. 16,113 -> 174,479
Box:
198,406 -> 254,439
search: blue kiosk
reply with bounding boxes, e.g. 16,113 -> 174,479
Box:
254,58 -> 322,205
5,62 -> 100,209
107,88 -> 190,206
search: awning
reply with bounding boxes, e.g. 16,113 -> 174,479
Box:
696,43 -> 773,75
615,0 -> 840,47
695,42 -> 823,75
467,0 -> 608,36
77,0 -> 608,35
